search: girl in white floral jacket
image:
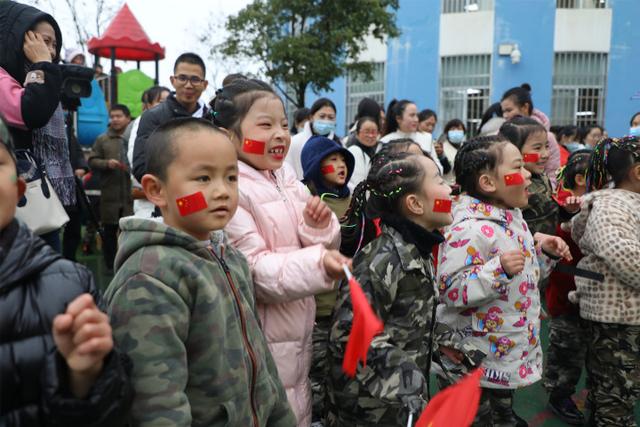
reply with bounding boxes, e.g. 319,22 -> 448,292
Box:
437,136 -> 570,426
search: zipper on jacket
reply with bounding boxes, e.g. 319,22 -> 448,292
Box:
270,171 -> 287,202
208,246 -> 260,427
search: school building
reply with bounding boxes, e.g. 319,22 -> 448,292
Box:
303,0 -> 640,137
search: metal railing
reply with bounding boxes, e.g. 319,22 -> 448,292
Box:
556,0 -> 609,9
442,0 -> 494,14
345,62 -> 386,133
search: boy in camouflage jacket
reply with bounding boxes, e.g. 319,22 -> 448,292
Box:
104,118 -> 295,427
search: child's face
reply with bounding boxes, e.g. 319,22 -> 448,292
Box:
237,96 -> 290,171
411,155 -> 453,230
158,130 -> 239,241
493,143 -> 532,209
572,173 -> 587,197
521,131 -> 549,174
0,146 -> 24,230
320,152 -> 348,188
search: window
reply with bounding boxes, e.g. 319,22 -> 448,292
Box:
345,62 -> 385,133
442,0 -> 494,13
556,0 -> 608,9
439,55 -> 491,136
551,52 -> 607,127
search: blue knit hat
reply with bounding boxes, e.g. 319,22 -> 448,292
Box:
301,135 -> 355,197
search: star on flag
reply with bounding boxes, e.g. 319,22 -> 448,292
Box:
504,173 -> 525,186
176,191 -> 208,216
523,153 -> 540,163
242,138 -> 266,155
433,199 -> 452,213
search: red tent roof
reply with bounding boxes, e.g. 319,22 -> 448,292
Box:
87,3 -> 165,61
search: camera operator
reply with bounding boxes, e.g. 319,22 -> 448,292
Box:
0,1 -> 78,251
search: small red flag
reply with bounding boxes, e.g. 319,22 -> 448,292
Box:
176,191 -> 208,216
504,173 -> 525,186
321,165 -> 336,175
523,153 -> 540,163
242,138 -> 266,155
433,199 -> 452,213
416,368 -> 484,427
342,276 -> 384,378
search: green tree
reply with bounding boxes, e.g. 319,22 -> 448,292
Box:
217,0 -> 399,108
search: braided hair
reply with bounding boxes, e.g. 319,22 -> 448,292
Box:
454,135 -> 510,200
208,79 -> 280,140
586,136 -> 640,192
556,149 -> 591,190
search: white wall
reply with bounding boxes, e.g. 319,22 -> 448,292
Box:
439,11 -> 494,56
554,8 -> 612,52
355,33 -> 388,63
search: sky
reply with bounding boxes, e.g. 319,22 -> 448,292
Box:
25,0 -> 256,100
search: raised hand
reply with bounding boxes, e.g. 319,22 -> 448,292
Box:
303,195 -> 332,229
23,31 -> 52,63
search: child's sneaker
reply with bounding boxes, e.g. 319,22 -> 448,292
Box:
547,396 -> 585,425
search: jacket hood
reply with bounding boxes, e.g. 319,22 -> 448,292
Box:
0,219 -> 61,289
0,1 -> 62,83
530,109 -> 551,131
451,195 -> 523,228
114,217 -> 225,271
301,135 -> 354,197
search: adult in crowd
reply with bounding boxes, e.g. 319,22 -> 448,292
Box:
62,126 -> 89,261
418,108 -> 438,134
380,99 -> 442,171
347,116 -> 380,189
578,124 -> 604,149
556,125 -> 580,163
436,118 -> 465,183
630,112 -> 640,137
292,107 -> 310,135
287,97 -> 341,179
478,102 -> 505,136
132,52 -> 208,182
500,83 -> 561,188
344,97 -> 385,145
0,1 -> 78,251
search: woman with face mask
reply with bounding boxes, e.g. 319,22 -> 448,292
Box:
436,119 -> 466,184
286,98 -> 341,180
629,112 -> 640,137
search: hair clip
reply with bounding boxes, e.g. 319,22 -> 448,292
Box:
388,167 -> 403,175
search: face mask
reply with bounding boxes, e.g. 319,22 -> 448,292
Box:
448,130 -> 465,144
313,120 -> 336,136
629,126 -> 640,137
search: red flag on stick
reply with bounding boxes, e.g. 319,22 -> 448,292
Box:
342,265 -> 384,378
415,368 -> 484,427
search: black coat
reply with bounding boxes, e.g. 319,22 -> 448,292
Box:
0,220 -> 133,426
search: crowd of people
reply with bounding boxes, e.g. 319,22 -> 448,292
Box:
1,2 -> 639,427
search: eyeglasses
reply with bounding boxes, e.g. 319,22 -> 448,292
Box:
173,74 -> 205,86
359,130 -> 378,136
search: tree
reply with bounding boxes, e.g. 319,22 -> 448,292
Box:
216,0 -> 400,108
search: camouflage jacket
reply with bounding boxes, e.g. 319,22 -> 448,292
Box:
104,218 -> 295,427
326,223 -> 441,426
522,173 -> 558,236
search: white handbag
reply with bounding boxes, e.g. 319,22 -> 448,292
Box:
15,150 -> 69,235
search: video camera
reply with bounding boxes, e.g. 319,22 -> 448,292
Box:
59,63 -> 94,111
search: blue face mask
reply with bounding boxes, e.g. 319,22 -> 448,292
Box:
629,126 -> 640,137
313,120 -> 336,136
447,130 -> 465,144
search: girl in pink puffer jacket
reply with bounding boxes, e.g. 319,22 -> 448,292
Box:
211,79 -> 349,427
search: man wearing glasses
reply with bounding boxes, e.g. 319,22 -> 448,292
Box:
132,52 -> 209,182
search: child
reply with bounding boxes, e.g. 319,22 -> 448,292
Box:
438,136 -> 570,426
0,117 -> 132,425
570,137 -> 640,427
326,151 -> 454,426
543,150 -> 591,425
104,118 -> 295,426
300,134 -> 355,423
212,79 -> 349,427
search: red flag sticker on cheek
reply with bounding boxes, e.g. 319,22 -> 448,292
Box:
504,173 -> 525,186
242,138 -> 266,155
176,191 -> 208,216
321,165 -> 335,175
433,199 -> 452,213
523,153 -> 540,163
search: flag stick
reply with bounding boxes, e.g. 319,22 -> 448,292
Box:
407,412 -> 413,427
342,264 -> 353,280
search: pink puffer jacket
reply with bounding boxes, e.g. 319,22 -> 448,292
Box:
226,161 -> 341,427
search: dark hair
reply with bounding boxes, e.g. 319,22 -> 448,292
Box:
0,115 -> 16,166
310,98 -> 337,116
499,116 -> 546,151
110,104 -> 131,117
586,136 -> 640,191
418,109 -> 438,123
355,116 -> 378,133
559,125 -> 578,140
454,135 -> 510,200
222,73 -> 247,87
146,118 -> 226,182
356,98 -> 383,126
501,84 -> 533,116
142,85 -> 170,105
630,112 -> 640,126
384,99 -> 415,136
294,107 -> 311,124
173,52 -> 206,75
557,149 -> 591,190
443,119 -> 466,135
210,79 -> 280,139
478,102 -> 504,134
578,125 -> 604,145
